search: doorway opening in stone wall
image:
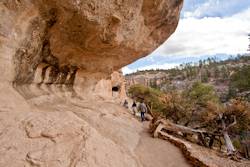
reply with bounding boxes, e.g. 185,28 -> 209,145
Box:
112,85 -> 120,98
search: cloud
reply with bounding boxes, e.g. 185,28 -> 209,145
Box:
136,63 -> 179,70
122,66 -> 134,75
122,63 -> 179,74
151,8 -> 250,58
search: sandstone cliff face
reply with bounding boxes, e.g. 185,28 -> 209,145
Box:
0,0 -> 183,166
126,72 -> 168,89
0,0 -> 182,85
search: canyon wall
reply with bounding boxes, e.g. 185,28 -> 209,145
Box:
125,72 -> 168,89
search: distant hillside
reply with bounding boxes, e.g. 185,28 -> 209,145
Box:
125,55 -> 250,102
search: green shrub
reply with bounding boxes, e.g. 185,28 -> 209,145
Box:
128,84 -> 166,114
230,65 -> 250,93
183,82 -> 219,106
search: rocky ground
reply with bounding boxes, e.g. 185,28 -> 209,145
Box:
0,83 -> 192,167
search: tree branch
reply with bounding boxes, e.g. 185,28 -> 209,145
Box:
226,115 -> 237,130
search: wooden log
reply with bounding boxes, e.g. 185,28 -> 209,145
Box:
152,119 -> 222,147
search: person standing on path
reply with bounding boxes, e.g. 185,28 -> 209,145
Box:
139,100 -> 147,122
132,100 -> 137,115
123,99 -> 128,109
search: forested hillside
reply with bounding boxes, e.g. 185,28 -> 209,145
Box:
126,55 -> 250,102
126,55 -> 250,159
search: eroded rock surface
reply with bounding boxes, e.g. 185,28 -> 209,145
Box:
0,0 -> 182,84
0,100 -> 142,167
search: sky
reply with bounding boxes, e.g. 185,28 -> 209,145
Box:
122,0 -> 250,74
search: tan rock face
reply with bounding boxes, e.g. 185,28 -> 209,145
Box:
0,0 -> 183,84
44,0 -> 182,73
125,72 -> 168,90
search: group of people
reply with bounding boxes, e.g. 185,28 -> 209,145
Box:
123,99 -> 148,122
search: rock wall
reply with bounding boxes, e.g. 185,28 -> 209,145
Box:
125,72 -> 168,89
0,0 -> 182,97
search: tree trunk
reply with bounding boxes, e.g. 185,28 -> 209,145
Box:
152,118 -> 236,153
152,114 -> 238,156
151,119 -> 218,147
219,114 -> 236,155
222,131 -> 235,154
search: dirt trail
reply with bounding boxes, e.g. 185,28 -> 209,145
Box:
70,100 -> 191,167
136,122 -> 191,167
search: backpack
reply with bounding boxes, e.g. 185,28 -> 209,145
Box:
140,103 -> 147,113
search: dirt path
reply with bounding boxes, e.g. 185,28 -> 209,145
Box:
135,122 -> 191,167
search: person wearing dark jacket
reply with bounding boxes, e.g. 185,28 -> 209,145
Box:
132,101 -> 137,115
123,99 -> 128,108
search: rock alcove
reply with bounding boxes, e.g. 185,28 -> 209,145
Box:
0,0 -> 183,99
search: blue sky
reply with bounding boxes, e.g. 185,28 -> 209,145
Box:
123,0 -> 250,74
